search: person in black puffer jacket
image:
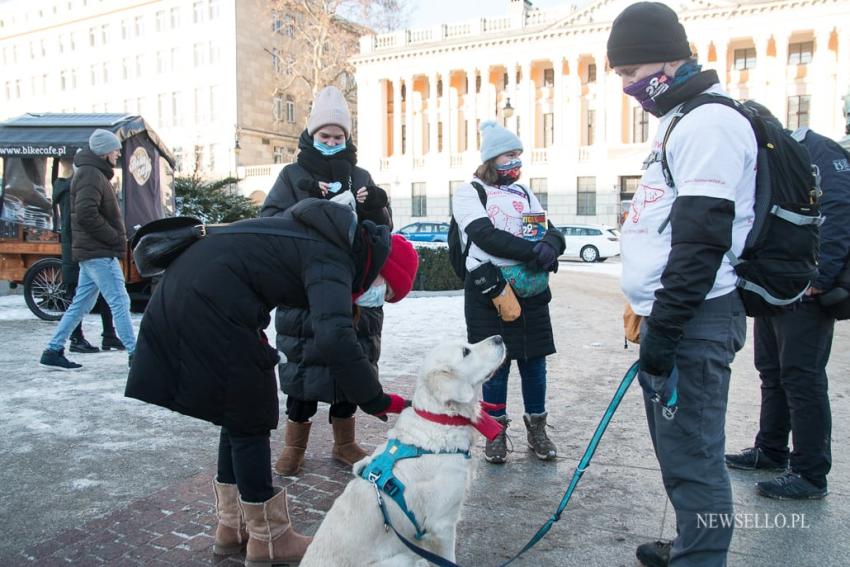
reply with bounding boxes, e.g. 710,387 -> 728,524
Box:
125,199 -> 404,565
261,86 -> 397,474
451,120 -> 565,466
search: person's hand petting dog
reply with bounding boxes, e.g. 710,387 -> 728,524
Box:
360,393 -> 409,422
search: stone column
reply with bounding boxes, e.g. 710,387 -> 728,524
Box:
520,60 -> 534,149
429,73 -> 439,154
404,75 -> 414,157
594,50 -> 607,146
750,34 -> 772,104
810,27 -> 835,131
565,55 -> 582,152
769,32 -> 791,121
552,57 -> 565,147
466,67 -> 478,153
506,63 -> 518,133
392,78 -> 402,157
440,71 -> 452,155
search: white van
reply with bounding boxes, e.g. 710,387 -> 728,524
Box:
556,224 -> 620,262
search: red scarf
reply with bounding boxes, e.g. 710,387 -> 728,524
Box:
414,401 -> 507,441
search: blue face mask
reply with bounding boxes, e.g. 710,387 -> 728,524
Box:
355,283 -> 386,308
313,140 -> 347,156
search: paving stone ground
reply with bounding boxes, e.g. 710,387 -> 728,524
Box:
2,265 -> 849,566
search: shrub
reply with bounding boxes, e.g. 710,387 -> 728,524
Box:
412,245 -> 463,291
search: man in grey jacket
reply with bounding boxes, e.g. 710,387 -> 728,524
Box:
40,129 -> 136,370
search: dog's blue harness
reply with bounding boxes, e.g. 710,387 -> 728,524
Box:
361,439 -> 470,540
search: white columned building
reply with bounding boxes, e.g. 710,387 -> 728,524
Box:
353,0 -> 850,228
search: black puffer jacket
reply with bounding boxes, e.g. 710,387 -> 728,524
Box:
70,149 -> 126,261
125,200 -> 385,435
279,306 -> 383,403
260,130 -> 391,228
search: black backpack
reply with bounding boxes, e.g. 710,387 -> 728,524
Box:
447,181 -> 531,279
660,94 -> 822,317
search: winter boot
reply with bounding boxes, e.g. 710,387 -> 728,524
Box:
212,479 -> 248,556
331,416 -> 369,466
273,420 -> 311,476
241,487 -> 312,567
524,412 -> 557,460
484,415 -> 510,464
101,332 -> 126,351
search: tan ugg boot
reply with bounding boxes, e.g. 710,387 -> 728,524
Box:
212,479 -> 248,556
273,420 -> 311,476
241,487 -> 312,567
330,416 -> 369,465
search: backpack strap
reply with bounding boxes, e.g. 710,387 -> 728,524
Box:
469,181 -> 488,206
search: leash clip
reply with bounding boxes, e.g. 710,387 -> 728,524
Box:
662,405 -> 677,420
369,478 -> 390,533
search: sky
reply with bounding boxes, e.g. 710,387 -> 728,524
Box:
404,0 -> 581,29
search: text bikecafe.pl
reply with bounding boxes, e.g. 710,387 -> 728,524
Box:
697,513 -> 810,529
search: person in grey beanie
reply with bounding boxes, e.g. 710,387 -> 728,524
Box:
451,120 -> 565,465
40,128 -> 136,370
608,2 -> 754,566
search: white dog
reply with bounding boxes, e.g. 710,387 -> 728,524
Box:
300,335 -> 507,567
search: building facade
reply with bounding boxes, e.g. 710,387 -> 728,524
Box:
353,0 -> 850,228
0,0 -> 345,201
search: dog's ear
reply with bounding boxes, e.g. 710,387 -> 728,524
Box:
425,368 -> 475,405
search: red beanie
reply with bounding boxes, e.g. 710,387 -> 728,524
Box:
381,235 -> 419,303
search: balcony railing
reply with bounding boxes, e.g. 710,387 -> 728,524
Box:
450,154 -> 464,169
531,148 -> 548,164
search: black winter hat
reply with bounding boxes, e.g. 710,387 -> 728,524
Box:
607,2 -> 692,67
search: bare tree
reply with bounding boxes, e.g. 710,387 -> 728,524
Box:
268,0 -> 409,100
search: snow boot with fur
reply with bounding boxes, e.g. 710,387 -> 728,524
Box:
241,487 -> 312,567
212,479 -> 248,556
331,416 -> 368,466
273,420 -> 311,476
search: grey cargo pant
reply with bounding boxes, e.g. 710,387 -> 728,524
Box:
642,292 -> 746,566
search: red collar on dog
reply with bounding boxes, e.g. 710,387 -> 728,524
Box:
414,402 -> 507,441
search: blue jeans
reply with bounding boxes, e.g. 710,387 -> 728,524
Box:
47,257 -> 136,354
482,356 -> 547,416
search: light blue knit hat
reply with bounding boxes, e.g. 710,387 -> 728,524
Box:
88,129 -> 121,155
479,120 -> 522,162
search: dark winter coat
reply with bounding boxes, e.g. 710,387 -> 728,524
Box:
70,149 -> 126,262
278,305 -> 384,403
463,219 -> 565,360
797,129 -> 850,290
260,131 -> 393,405
260,130 -> 392,228
54,177 -> 80,284
125,200 -> 385,435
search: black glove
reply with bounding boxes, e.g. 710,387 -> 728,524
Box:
469,261 -> 506,298
359,393 -> 392,422
532,241 -> 557,272
639,321 -> 681,377
297,178 -> 324,198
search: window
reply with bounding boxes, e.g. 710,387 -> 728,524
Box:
209,0 -> 221,19
584,108 -> 595,146
134,16 -> 144,37
171,47 -> 179,70
787,95 -> 811,130
135,54 -> 143,76
587,63 -> 597,83
543,113 -> 554,148
121,19 -> 128,40
89,26 -> 96,47
412,183 -> 427,217
173,146 -> 185,172
733,47 -> 756,70
788,41 -> 813,65
69,32 -> 77,51
286,95 -> 295,123
208,143 -> 216,171
193,1 -> 205,23
530,178 -> 548,210
158,93 -> 166,127
271,48 -> 281,73
476,119 -> 481,149
102,62 -> 108,83
209,41 -> 220,65
401,124 -> 407,154
157,51 -> 166,73
475,74 -> 481,93
632,107 -> 649,143
100,24 -> 108,44
209,85 -> 218,120
60,71 -> 67,91
272,12 -> 283,33
437,122 -> 443,153
543,68 -> 555,88
619,176 -> 640,202
503,72 -> 509,88
273,146 -> 285,164
172,92 -> 180,126
577,176 -> 596,216
122,58 -> 129,80
273,94 -> 284,121
194,43 -> 205,66
449,180 -> 464,216
156,10 -> 165,32
90,64 -> 97,85
170,7 -> 180,28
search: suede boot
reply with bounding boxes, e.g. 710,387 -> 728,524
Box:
212,479 -> 248,556
241,487 -> 312,567
331,416 -> 368,466
273,420 -> 311,476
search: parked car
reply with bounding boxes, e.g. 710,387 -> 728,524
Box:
557,224 -> 620,262
395,221 -> 450,243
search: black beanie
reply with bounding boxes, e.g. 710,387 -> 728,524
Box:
607,2 -> 692,67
